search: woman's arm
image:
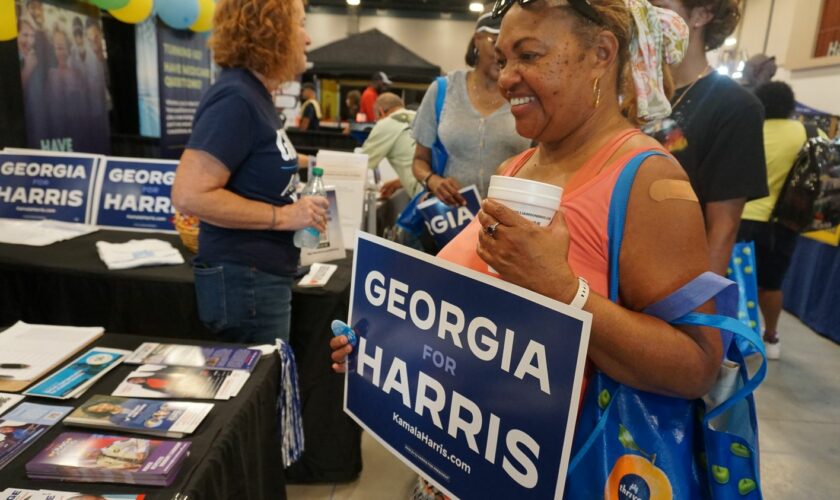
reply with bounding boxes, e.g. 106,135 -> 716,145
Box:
411,143 -> 465,206
477,156 -> 721,399
172,149 -> 328,232
704,198 -> 745,275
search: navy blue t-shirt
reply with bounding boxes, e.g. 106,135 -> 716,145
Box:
187,68 -> 300,276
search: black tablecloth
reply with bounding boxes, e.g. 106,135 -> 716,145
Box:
287,264 -> 361,484
0,231 -> 205,338
0,230 -> 363,484
0,334 -> 285,500
783,236 -> 840,344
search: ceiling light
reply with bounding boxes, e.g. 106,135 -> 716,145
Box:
724,37 -> 737,47
716,65 -> 730,76
469,2 -> 484,12
347,0 -> 360,6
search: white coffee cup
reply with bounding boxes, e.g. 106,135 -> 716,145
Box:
485,175 -> 563,274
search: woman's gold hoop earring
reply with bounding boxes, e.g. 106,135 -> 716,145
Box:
592,77 -> 601,108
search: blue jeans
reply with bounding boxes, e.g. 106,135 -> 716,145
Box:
194,262 -> 293,344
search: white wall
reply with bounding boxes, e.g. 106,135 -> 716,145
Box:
306,11 -> 476,75
737,0 -> 840,114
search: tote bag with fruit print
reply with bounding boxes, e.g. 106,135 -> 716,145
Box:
563,151 -> 766,500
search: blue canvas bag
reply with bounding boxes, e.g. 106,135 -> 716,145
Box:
397,76 -> 449,236
564,151 -> 766,499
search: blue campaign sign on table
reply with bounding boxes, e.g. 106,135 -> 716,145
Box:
92,157 -> 179,232
418,185 -> 482,248
0,151 -> 99,223
345,233 -> 592,499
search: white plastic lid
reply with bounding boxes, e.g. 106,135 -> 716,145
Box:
487,175 -> 563,211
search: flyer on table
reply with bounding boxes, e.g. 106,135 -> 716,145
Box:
125,342 -> 261,372
24,348 -> 129,399
113,365 -> 249,400
65,395 -> 214,438
344,233 -> 592,499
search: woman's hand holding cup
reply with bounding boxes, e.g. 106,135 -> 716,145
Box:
477,200 -> 578,304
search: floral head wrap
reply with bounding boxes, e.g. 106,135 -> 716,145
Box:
626,0 -> 689,121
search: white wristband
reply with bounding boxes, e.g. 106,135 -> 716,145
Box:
569,276 -> 589,309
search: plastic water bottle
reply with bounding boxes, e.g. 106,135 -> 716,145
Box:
293,167 -> 326,249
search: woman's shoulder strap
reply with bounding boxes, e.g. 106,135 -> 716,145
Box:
606,149 -> 669,302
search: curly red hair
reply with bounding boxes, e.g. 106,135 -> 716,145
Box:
210,0 -> 303,83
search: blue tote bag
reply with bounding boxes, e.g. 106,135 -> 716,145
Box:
728,241 -> 762,356
397,76 -> 449,236
564,151 -> 766,499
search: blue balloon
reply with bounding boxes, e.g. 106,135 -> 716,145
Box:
156,0 -> 199,30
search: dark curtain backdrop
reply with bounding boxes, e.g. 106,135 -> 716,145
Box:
0,39 -> 27,149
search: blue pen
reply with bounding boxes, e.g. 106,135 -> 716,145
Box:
331,319 -> 358,348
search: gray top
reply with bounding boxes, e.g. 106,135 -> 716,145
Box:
412,70 -> 531,197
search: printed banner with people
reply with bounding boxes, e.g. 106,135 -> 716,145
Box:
15,0 -> 110,154
344,233 -> 592,499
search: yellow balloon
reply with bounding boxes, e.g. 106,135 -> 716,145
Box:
190,0 -> 215,32
109,0 -> 154,24
0,0 -> 17,42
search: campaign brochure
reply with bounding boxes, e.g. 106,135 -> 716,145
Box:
125,343 -> 260,372
26,432 -> 191,486
0,403 -> 73,470
417,184 -> 482,247
24,348 -> 130,400
0,393 -> 25,416
1,490 -> 145,500
112,365 -> 249,400
65,395 -> 214,438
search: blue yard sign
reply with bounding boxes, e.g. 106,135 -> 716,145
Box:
345,233 -> 592,499
92,157 -> 179,232
0,151 -> 99,223
417,185 -> 482,248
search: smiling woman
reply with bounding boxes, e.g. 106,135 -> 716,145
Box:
333,0 -> 745,497
171,0 -> 329,344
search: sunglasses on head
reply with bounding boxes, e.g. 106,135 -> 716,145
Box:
491,0 -> 603,25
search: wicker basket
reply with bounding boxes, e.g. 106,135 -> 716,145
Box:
173,211 -> 200,253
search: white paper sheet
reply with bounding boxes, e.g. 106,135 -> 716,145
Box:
0,322 -> 104,383
315,150 -> 368,249
0,218 -> 98,246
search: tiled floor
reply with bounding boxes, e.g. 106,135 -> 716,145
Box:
287,311 -> 840,499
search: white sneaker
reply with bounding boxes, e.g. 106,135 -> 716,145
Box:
764,339 -> 781,360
